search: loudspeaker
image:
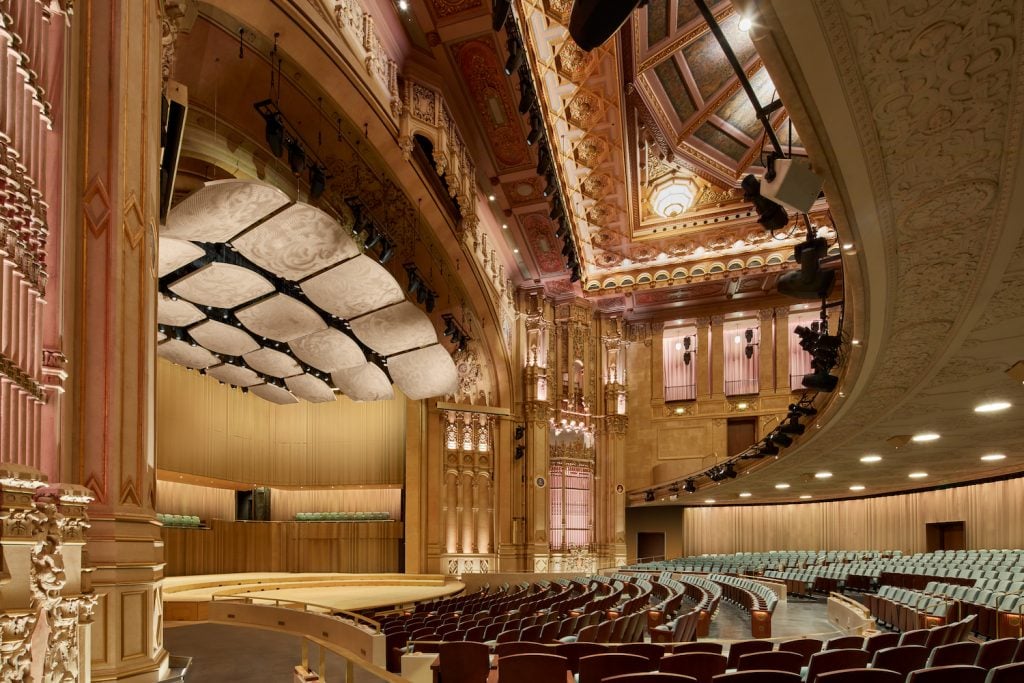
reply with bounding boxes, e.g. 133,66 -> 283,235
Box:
159,80 -> 188,223
759,158 -> 823,214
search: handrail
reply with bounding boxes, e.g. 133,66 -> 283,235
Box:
211,594 -> 382,633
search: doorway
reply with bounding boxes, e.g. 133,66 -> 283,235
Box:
637,532 -> 666,563
926,521 -> 966,552
727,417 -> 757,457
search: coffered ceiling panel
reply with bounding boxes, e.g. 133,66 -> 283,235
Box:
163,178 -> 291,242
349,302 -> 438,356
285,374 -> 337,403
188,320 -> 260,357
157,295 -> 206,327
206,363 -> 263,388
331,363 -> 395,402
288,328 -> 366,373
232,203 -> 360,281
243,348 -> 304,378
250,382 -> 300,405
388,344 -> 459,400
300,255 -> 405,320
234,293 -> 327,343
156,339 -> 218,369
168,262 -> 276,309
158,237 -> 205,277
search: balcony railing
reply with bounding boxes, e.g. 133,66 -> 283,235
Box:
665,383 -> 696,401
725,379 -> 759,396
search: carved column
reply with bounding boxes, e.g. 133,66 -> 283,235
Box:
650,322 -> 665,402
758,309 -> 775,394
695,317 -> 711,400
523,401 -> 551,572
63,0 -> 168,679
774,307 -> 791,393
710,316 -> 725,399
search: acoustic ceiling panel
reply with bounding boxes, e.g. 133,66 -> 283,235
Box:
301,255 -> 404,320
387,344 -> 459,400
285,374 -> 336,403
206,363 -> 263,387
349,301 -> 437,356
163,179 -> 291,242
235,293 -> 327,343
232,203 -> 359,280
331,363 -> 394,402
168,262 -> 275,309
158,237 -> 205,277
288,328 -> 365,373
250,382 -> 300,405
243,347 -> 303,378
158,294 -> 205,327
156,339 -> 218,369
188,320 -> 260,357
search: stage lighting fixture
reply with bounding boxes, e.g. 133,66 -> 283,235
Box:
518,77 -> 535,114
683,479 -> 696,493
745,328 -> 753,343
569,266 -> 581,283
443,317 -> 457,337
561,240 -> 573,257
550,199 -> 564,222
644,490 -> 655,502
416,286 -> 428,304
363,225 -> 382,250
741,174 -> 789,231
780,415 -> 806,435
515,445 -> 526,460
569,0 -> 647,51
504,37 -> 523,76
536,143 -> 552,176
543,169 -> 557,197
425,291 -> 436,313
789,403 -> 817,417
264,114 -> 285,157
770,431 -> 793,448
405,265 -> 422,296
378,238 -> 395,264
527,110 -> 543,146
287,138 -> 306,174
744,344 -> 754,360
308,165 -> 326,200
515,425 -> 526,440
760,440 -> 779,456
802,370 -> 839,392
723,462 -> 737,479
555,219 -> 569,240
778,236 -> 836,300
492,0 -> 512,31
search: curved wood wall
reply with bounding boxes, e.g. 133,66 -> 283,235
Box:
681,476 -> 1024,555
156,360 -> 406,486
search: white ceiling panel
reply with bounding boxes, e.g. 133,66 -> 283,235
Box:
232,203 -> 359,280
288,328 -> 365,372
235,293 -> 327,343
206,363 -> 262,387
387,344 -> 459,400
158,294 -> 205,327
168,262 -> 275,309
300,255 -> 404,320
285,374 -> 337,403
250,382 -> 300,405
188,320 -> 260,356
244,347 -> 303,378
349,301 -> 437,356
157,339 -> 218,369
331,363 -> 394,402
163,179 -> 290,242
158,237 -> 205,277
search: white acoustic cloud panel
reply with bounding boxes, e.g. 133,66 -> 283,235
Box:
163,179 -> 290,242
331,364 -> 394,402
285,374 -> 336,403
301,255 -> 404,320
387,344 -> 459,400
188,320 -> 260,357
235,293 -> 327,343
288,328 -> 365,372
233,203 -> 360,280
206,363 -> 262,387
157,339 -> 218,369
349,301 -> 436,356
243,348 -> 303,378
158,295 -> 205,327
158,237 -> 205,277
169,262 -> 275,309
250,383 -> 299,405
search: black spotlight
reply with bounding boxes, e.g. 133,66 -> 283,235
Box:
492,0 -> 512,31
802,369 -> 839,392
569,266 -> 581,283
555,218 -> 569,240
780,414 -> 806,436
741,174 -> 789,232
443,316 -> 457,337
364,225 -> 382,250
569,0 -> 648,51
515,425 -> 526,440
549,198 -> 564,222
518,76 -> 536,114
504,36 -> 523,76
308,165 -> 326,200
378,238 -> 395,264
760,440 -> 779,456
514,444 -> 526,460
744,344 -> 754,360
526,109 -> 543,146
405,265 -> 422,296
724,462 -> 738,479
683,479 -> 696,493
644,490 -> 655,503
536,142 -> 552,175
287,138 -> 306,174
770,431 -> 793,448
264,114 -> 285,157
789,403 -> 817,417
778,236 -> 836,300
425,291 -> 436,313
542,168 -> 557,197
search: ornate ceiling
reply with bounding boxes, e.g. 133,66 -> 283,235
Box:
405,0 -> 832,318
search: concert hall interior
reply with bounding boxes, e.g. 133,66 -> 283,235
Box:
2,0 -> 1024,681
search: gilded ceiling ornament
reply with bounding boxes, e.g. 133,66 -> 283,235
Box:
556,39 -> 597,81
581,173 -> 613,199
566,89 -> 604,129
574,136 -> 610,168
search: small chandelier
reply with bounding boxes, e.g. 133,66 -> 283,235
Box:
652,178 -> 697,218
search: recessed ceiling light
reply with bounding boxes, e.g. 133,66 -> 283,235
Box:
975,401 -> 1011,413
799,494 -> 813,500
501,223 -> 508,229
849,484 -> 865,491
814,471 -> 832,479
842,243 -> 854,250
513,248 -> 519,254
908,472 -> 928,479
911,432 -> 940,442
704,499 -> 716,504
738,16 -> 752,31
775,483 -> 790,490
739,492 -> 752,498
398,0 -> 408,9
488,194 -> 496,201
860,455 -> 882,463
981,453 -> 1006,461
851,339 -> 861,345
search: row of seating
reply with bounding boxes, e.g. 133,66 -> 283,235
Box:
156,513 -> 200,527
294,511 -> 391,521
868,583 -> 1024,639
708,575 -> 778,638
